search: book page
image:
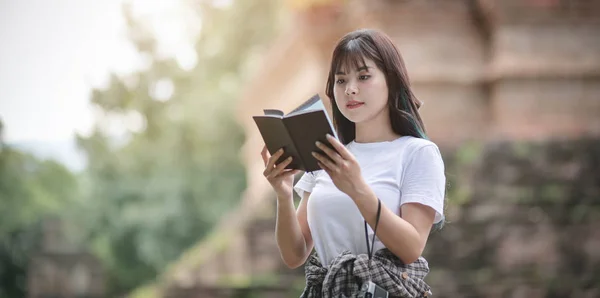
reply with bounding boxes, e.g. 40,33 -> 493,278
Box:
263,109 -> 284,117
286,94 -> 338,139
287,94 -> 321,116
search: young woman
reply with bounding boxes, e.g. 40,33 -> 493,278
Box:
261,29 -> 445,298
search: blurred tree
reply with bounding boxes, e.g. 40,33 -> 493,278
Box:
0,142 -> 78,298
74,0 -> 283,295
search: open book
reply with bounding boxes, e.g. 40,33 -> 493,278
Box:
253,94 -> 338,172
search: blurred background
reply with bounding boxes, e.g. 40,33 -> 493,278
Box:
1,0 -> 599,297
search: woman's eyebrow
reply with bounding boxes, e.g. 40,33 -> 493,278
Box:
336,66 -> 371,75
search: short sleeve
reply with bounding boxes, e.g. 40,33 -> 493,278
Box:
400,144 -> 446,224
293,171 -> 318,198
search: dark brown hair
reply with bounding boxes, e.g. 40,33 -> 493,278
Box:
325,28 -> 427,144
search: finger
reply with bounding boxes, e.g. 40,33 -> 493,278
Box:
266,148 -> 285,170
312,152 -> 338,173
317,161 -> 333,175
280,169 -> 301,178
326,134 -> 353,160
261,145 -> 269,167
263,147 -> 282,177
315,141 -> 343,164
267,156 -> 293,179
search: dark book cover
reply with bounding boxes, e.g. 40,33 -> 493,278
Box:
252,94 -> 337,172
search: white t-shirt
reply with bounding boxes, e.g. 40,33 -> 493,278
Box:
293,135 -> 446,267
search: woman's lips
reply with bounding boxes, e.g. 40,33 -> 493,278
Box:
346,102 -> 364,109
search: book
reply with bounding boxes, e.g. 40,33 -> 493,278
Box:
253,94 -> 338,172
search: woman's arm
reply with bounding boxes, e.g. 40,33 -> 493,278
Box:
350,187 -> 435,264
275,191 -> 314,268
311,135 -> 443,264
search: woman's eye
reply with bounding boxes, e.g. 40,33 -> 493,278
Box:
336,79 -> 345,84
359,75 -> 370,80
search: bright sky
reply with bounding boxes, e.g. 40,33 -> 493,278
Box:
0,0 -> 200,143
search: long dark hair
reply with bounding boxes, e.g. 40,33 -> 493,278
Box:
325,29 -> 427,144
325,29 -> 446,231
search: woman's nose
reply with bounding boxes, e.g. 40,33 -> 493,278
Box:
345,84 -> 358,95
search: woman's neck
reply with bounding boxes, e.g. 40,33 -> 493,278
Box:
353,113 -> 399,143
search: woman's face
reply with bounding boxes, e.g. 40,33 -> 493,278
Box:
332,57 -> 389,124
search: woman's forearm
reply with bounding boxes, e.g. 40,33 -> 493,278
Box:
275,196 -> 309,268
350,186 -> 425,264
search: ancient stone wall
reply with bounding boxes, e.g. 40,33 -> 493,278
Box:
426,137 -> 600,297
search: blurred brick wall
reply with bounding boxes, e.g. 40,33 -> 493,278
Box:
367,0 -> 600,148
486,0 -> 600,141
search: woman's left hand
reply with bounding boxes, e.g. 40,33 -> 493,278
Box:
312,134 -> 367,199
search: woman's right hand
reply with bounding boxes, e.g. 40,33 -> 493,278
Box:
261,145 -> 300,200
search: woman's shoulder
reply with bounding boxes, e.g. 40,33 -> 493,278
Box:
395,135 -> 440,153
390,136 -> 443,169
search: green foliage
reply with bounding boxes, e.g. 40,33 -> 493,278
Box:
0,144 -> 79,298
0,224 -> 42,298
0,149 -> 78,235
443,142 -> 484,208
73,1 -> 283,295
455,140 -> 484,167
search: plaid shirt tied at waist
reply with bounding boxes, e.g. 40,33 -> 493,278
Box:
300,248 -> 433,298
